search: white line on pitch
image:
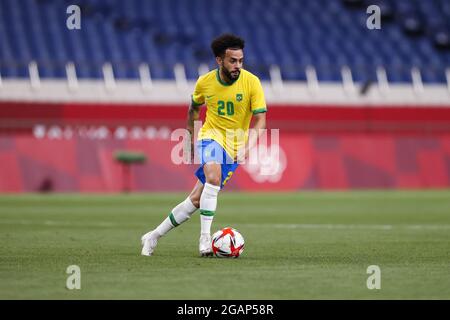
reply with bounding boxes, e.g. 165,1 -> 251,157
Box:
2,220 -> 450,231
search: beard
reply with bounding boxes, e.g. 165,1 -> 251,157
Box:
222,65 -> 240,81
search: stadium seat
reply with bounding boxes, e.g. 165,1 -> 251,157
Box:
0,0 -> 449,83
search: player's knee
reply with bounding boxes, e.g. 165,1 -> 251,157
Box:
205,175 -> 221,187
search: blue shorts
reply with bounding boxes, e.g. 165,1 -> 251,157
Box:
195,139 -> 239,189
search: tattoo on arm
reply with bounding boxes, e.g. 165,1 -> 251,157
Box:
187,104 -> 200,135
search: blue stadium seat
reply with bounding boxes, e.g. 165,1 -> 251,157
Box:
0,0 -> 449,82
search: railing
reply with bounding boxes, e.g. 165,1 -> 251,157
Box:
1,60 -> 450,103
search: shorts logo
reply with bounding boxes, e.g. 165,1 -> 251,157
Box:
236,94 -> 243,102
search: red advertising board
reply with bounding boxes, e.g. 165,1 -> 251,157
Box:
1,102 -> 449,192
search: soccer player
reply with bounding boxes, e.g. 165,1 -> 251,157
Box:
141,33 -> 267,256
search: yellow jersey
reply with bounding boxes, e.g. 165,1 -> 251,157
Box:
191,68 -> 267,159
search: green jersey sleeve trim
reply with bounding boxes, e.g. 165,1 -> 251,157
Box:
252,108 -> 267,114
191,96 -> 204,107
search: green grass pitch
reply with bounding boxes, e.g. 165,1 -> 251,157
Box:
1,190 -> 449,299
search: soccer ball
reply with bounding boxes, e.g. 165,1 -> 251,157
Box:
211,227 -> 245,258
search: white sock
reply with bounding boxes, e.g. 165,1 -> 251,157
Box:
152,197 -> 198,239
199,182 -> 221,235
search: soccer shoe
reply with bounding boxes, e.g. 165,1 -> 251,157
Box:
141,231 -> 158,256
199,234 -> 213,257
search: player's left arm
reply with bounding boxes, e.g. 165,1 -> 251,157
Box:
251,111 -> 266,131
239,76 -> 267,162
240,112 -> 266,162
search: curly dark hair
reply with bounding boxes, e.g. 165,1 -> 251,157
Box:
211,33 -> 245,58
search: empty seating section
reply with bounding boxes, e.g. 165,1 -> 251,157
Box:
0,0 -> 449,82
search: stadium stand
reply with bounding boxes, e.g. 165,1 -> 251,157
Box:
0,0 -> 449,82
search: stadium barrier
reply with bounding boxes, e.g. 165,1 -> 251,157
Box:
2,61 -> 450,105
1,101 -> 450,192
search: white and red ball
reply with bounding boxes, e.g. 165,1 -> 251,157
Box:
211,227 -> 245,258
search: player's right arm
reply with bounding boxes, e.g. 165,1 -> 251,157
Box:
187,101 -> 201,136
187,79 -> 205,161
